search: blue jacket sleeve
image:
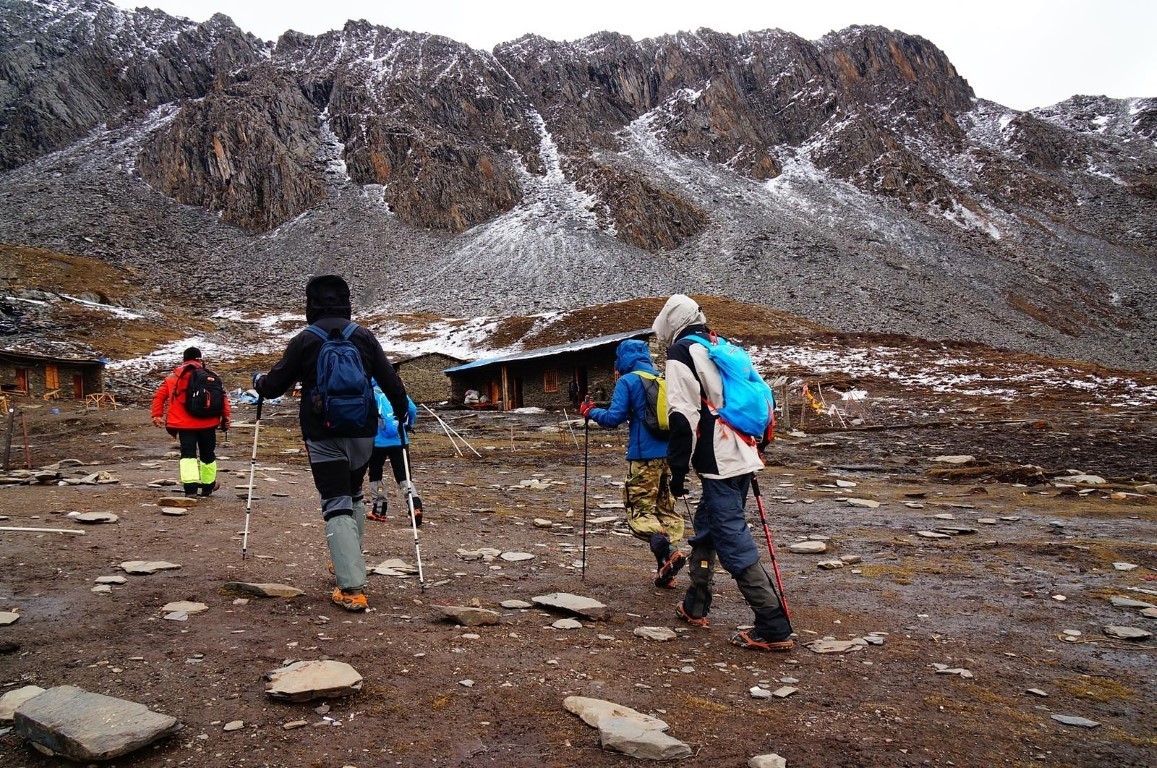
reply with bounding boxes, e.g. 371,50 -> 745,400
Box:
589,376 -> 631,428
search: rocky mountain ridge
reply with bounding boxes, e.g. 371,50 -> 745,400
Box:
0,0 -> 1154,370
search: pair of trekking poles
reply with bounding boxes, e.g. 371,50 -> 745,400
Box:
241,396 -> 426,591
579,418 -> 789,620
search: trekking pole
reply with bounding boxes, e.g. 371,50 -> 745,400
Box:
399,439 -> 426,591
581,414 -> 590,579
750,476 -> 791,621
241,396 -> 263,560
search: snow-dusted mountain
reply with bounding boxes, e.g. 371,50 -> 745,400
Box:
1,0 -> 1154,370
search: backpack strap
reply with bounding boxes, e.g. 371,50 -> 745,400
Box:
305,324 -> 328,341
341,322 -> 358,340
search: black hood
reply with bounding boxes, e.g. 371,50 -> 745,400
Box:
305,275 -> 352,325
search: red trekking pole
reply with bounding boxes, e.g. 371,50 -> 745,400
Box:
750,476 -> 790,620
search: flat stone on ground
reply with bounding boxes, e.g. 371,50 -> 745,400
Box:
1102,625 -> 1153,640
598,716 -> 692,760
562,696 -> 669,731
264,660 -> 363,702
749,755 -> 788,768
0,612 -> 21,625
12,685 -> 181,761
223,582 -> 305,598
160,601 -> 208,615
846,498 -> 880,508
1051,714 -> 1100,728
120,561 -> 181,574
71,511 -> 118,524
788,541 -> 827,554
532,593 -> 608,620
435,605 -> 500,626
0,686 -> 45,721
157,497 -> 198,507
633,626 -> 677,641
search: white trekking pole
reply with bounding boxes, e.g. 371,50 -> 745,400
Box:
398,430 -> 426,591
241,396 -> 263,560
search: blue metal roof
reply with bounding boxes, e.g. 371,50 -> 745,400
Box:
443,328 -> 653,375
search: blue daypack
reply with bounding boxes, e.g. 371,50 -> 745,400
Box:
306,322 -> 375,435
686,333 -> 775,441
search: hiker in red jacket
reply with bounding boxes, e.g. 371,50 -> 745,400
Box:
151,347 -> 232,497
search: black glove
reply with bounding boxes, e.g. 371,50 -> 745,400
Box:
220,417 -> 231,432
669,471 -> 688,499
251,372 -> 265,391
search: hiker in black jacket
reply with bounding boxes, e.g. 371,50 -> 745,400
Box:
252,275 -> 409,612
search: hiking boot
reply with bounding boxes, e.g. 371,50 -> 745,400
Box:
675,603 -> 709,628
655,550 -> 686,587
366,499 -> 388,522
729,629 -> 793,652
408,501 -> 422,528
331,588 -> 368,612
654,576 -> 678,589
200,480 -> 220,497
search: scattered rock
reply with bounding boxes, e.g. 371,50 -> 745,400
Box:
846,498 -> 880,508
598,716 -> 692,760
70,511 -> 119,524
788,541 -> 827,554
1051,714 -> 1100,728
94,575 -> 127,584
90,584 -> 112,594
633,626 -> 677,642
749,755 -> 788,768
282,720 -> 308,730
563,696 -> 669,731
1102,625 -> 1153,641
1026,688 -> 1049,697
932,455 -> 974,464
12,685 -> 181,761
159,507 -> 187,516
157,497 -> 198,507
160,601 -> 208,615
1109,597 -> 1154,609
0,612 -> 20,626
223,582 -> 304,598
916,531 -> 951,539
500,551 -> 535,562
533,518 -> 553,528
532,593 -> 608,620
0,686 -> 45,721
435,605 -> 500,626
1112,562 -> 1138,571
772,686 -> 798,698
1060,474 -> 1106,485
805,638 -> 863,654
264,660 -> 363,702
500,599 -> 533,609
840,555 -> 862,564
935,667 -> 974,678
817,560 -> 845,570
371,558 -> 419,576
552,618 -> 583,630
223,720 -> 244,731
120,561 -> 181,574
1141,607 -> 1157,619
749,687 -> 772,700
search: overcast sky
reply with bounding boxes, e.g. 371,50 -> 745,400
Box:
110,0 -> 1155,111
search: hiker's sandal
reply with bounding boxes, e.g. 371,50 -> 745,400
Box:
675,603 -> 709,628
331,588 -> 368,612
729,629 -> 793,652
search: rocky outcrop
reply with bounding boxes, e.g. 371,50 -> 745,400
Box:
138,66 -> 326,232
0,0 -> 264,171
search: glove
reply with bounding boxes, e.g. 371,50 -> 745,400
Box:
252,372 -> 265,390
579,397 -> 595,419
151,416 -> 164,429
669,471 -> 688,499
220,417 -> 231,432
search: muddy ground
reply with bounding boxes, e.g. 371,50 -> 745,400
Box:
0,383 -> 1154,768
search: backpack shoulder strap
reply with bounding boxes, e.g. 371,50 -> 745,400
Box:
341,322 -> 359,340
634,370 -> 659,382
305,324 -> 328,341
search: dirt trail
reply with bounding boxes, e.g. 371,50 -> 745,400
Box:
0,399 -> 1154,768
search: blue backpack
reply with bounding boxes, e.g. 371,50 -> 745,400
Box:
686,333 -> 775,442
306,322 -> 375,435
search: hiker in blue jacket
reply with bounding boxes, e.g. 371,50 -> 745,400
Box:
581,339 -> 684,589
367,382 -> 423,526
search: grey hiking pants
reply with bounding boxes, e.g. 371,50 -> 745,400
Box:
307,436 -> 373,591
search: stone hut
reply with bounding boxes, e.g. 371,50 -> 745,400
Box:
0,349 -> 106,400
443,329 -> 654,411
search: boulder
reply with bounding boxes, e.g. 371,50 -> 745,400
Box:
435,605 -> 500,626
598,716 -> 692,760
563,696 -> 668,731
13,685 -> 181,761
264,660 -> 363,702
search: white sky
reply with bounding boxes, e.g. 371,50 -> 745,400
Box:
110,0 -> 1156,111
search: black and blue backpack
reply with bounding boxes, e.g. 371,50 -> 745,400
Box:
306,322 -> 375,435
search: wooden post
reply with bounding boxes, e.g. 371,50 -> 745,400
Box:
2,407 -> 14,472
21,412 -> 30,469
